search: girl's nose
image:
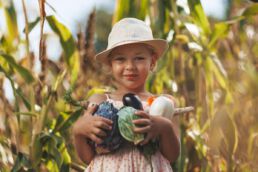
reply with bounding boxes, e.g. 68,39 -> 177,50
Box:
125,60 -> 135,70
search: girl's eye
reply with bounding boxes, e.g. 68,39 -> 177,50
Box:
135,56 -> 145,60
113,57 -> 125,61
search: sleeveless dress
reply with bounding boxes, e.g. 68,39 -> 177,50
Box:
85,94 -> 173,172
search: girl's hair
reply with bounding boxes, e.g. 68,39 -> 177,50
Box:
107,43 -> 158,62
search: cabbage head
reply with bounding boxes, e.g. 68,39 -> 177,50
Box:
117,106 -> 144,145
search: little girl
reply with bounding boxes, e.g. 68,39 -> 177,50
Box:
72,18 -> 180,172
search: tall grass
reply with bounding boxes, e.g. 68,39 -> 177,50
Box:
0,0 -> 257,171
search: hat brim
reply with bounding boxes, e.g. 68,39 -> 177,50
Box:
95,39 -> 169,65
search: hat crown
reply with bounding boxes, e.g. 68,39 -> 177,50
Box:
108,18 -> 154,49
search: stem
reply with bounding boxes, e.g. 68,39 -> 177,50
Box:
22,0 -> 36,163
70,162 -> 85,172
38,0 -> 46,62
21,0 -> 30,60
171,0 -> 179,34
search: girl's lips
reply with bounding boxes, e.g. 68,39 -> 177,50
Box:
124,74 -> 138,77
123,74 -> 138,80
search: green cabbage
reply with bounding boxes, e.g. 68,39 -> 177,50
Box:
117,106 -> 144,145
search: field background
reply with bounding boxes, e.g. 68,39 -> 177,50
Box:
0,0 -> 258,171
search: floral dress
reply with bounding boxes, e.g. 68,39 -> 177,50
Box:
85,95 -> 173,172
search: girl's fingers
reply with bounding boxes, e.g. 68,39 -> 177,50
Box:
95,117 -> 113,130
133,118 -> 151,126
89,134 -> 103,144
97,116 -> 113,125
140,134 -> 152,145
134,125 -> 151,133
134,110 -> 150,118
93,128 -> 107,137
84,104 -> 98,116
98,122 -> 112,131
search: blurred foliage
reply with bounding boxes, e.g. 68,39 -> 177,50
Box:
0,0 -> 258,171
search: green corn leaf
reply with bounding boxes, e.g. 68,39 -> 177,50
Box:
0,53 -> 14,76
113,0 -> 130,22
187,0 -> 210,35
38,133 -> 63,169
3,0 -> 18,45
85,87 -> 106,99
208,55 -> 227,89
157,0 -> 166,33
221,111 -> 238,156
59,143 -> 71,172
242,4 -> 258,17
208,22 -> 230,49
139,0 -> 148,20
46,160 -> 59,172
0,64 -> 32,111
0,53 -> 34,83
46,15 -> 79,84
23,17 -> 40,34
225,4 -> 258,24
31,134 -> 43,168
54,108 -> 83,132
11,152 -> 31,172
16,87 -> 32,110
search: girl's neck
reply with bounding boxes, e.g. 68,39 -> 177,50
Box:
111,89 -> 153,101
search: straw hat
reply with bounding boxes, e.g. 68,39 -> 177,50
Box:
95,18 -> 168,64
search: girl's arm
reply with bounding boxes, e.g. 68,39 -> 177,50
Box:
155,116 -> 180,163
72,94 -> 112,164
152,94 -> 180,162
134,112 -> 180,163
73,127 -> 95,164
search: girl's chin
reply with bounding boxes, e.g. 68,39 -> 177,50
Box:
123,85 -> 144,91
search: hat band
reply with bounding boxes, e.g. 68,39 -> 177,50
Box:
108,39 -> 151,49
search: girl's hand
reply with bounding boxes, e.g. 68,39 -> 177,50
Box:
73,104 -> 113,144
133,110 -> 168,145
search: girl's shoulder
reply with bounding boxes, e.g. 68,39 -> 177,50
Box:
88,93 -> 107,104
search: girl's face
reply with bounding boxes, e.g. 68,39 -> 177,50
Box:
109,43 -> 156,92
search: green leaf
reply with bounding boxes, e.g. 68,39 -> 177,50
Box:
46,15 -> 80,84
113,0 -> 130,22
85,87 -> 106,99
0,53 -> 34,83
208,22 -> 230,49
54,108 -> 83,132
221,110 -> 238,156
46,160 -> 59,172
39,133 -> 64,169
16,87 -> 32,110
242,4 -> 258,17
31,134 -> 43,168
209,55 -> 228,90
3,1 -> 18,46
139,0 -> 148,20
187,0 -> 210,35
11,152 -> 31,172
157,0 -> 166,33
23,17 -> 40,34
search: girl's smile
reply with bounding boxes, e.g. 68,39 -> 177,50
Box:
123,74 -> 139,81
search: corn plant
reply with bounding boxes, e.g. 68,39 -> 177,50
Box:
0,0 -> 258,172
113,0 -> 258,171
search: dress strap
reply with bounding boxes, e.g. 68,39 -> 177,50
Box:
105,94 -> 111,100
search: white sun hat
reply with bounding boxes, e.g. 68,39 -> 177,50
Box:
95,18 -> 169,64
